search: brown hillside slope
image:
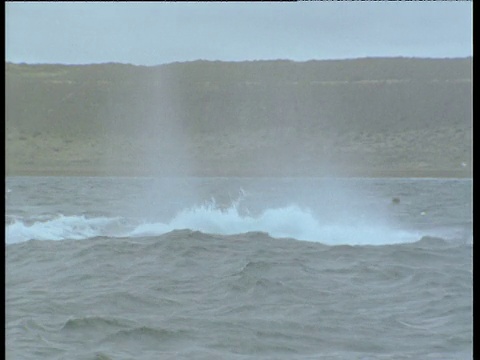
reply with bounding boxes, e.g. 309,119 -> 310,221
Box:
5,58 -> 472,177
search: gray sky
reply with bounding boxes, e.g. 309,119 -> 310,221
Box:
5,1 -> 473,66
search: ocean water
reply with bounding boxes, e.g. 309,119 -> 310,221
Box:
5,176 -> 473,359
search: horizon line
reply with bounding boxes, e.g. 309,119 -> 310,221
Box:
5,55 -> 473,67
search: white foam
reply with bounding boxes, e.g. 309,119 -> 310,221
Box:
5,215 -> 125,244
6,203 -> 422,246
128,202 -> 421,246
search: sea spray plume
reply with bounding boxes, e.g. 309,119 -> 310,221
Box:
127,201 -> 316,239
140,66 -> 196,177
129,193 -> 250,237
93,63 -> 204,224
93,63 -> 197,177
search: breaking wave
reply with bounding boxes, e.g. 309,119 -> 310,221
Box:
5,200 -> 426,246
5,215 -> 126,244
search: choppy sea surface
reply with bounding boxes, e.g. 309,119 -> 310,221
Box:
5,176 -> 473,359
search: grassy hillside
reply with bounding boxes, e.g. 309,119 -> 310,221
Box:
5,58 -> 472,176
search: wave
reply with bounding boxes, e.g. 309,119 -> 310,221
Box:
5,201 -> 431,246
61,316 -> 135,331
5,215 -> 127,244
128,203 -> 422,246
105,326 -> 185,342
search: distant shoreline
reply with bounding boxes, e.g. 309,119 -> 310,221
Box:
6,166 -> 472,179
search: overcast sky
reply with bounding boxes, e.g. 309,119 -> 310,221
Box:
5,1 -> 473,66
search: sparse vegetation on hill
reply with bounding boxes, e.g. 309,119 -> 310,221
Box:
5,58 -> 472,176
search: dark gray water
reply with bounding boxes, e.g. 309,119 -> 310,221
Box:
5,177 -> 473,359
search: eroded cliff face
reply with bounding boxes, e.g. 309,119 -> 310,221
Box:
5,58 -> 472,177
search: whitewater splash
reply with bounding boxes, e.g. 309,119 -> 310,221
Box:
129,202 -> 420,245
5,201 -> 422,246
5,215 -> 127,244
